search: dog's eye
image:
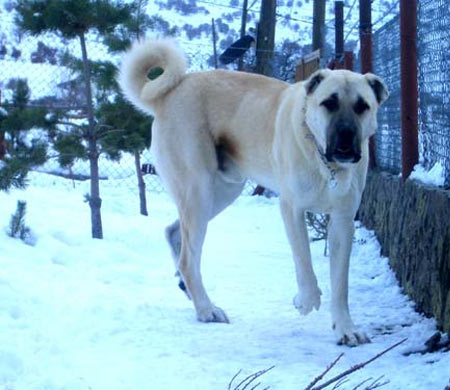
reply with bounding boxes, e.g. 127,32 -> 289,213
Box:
320,94 -> 339,112
354,98 -> 370,115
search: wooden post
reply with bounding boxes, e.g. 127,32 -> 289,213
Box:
344,51 -> 354,70
335,1 -> 344,64
400,0 -> 419,181
359,0 -> 376,168
255,0 -> 276,76
212,18 -> 218,69
238,0 -> 249,71
312,0 -> 326,52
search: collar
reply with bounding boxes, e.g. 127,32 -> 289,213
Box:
305,132 -> 343,189
301,103 -> 343,189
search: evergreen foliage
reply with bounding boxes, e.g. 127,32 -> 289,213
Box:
15,0 -> 133,39
15,0 -> 134,238
97,94 -> 152,160
95,0 -> 161,216
0,79 -> 49,191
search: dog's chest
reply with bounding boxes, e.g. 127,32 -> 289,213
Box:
291,170 -> 357,214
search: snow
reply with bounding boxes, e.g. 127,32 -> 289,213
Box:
0,172 -> 449,390
409,162 -> 446,187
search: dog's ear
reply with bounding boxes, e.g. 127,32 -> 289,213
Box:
305,70 -> 328,95
365,73 -> 389,105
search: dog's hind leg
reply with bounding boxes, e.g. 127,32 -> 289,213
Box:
174,175 -> 233,323
165,176 -> 245,299
165,220 -> 189,296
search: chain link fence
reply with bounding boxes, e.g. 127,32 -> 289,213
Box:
372,15 -> 402,175
0,31 -> 271,196
372,4 -> 450,187
417,0 -> 450,187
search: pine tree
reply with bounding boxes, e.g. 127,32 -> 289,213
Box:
97,94 -> 152,215
8,200 -> 30,241
0,79 -> 49,191
15,0 -> 133,239
96,0 -> 172,216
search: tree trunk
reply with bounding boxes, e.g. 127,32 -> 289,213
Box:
134,151 -> 148,216
0,131 -> 6,160
79,32 -> 103,239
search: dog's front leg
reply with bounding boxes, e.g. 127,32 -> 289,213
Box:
280,198 -> 321,315
328,213 -> 369,346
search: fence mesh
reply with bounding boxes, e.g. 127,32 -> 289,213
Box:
372,15 -> 402,175
417,0 -> 450,187
4,5 -> 450,193
373,5 -> 450,186
0,32 -> 265,196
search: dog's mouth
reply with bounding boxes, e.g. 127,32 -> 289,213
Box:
326,147 -> 361,164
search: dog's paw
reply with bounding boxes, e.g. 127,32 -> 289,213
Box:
197,305 -> 229,323
333,323 -> 370,347
293,286 -> 321,315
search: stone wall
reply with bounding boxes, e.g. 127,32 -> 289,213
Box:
358,170 -> 450,332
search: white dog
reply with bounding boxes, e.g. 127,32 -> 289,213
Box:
119,39 -> 388,346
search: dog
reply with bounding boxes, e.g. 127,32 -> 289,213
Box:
119,39 -> 388,346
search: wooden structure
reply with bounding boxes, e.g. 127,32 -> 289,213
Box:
295,50 -> 321,82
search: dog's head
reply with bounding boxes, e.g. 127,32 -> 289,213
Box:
304,69 -> 388,164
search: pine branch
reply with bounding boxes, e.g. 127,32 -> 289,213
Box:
56,121 -> 86,130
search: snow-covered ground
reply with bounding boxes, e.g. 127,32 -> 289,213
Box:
0,172 -> 449,390
409,161 -> 446,187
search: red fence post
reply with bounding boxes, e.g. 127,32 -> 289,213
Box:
400,0 -> 419,181
359,0 -> 376,168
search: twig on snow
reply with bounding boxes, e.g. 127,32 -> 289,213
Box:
352,376 -> 389,390
305,353 -> 344,390
304,338 -> 407,390
228,366 -> 275,390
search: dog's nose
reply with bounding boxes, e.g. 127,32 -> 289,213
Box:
327,124 -> 361,163
335,127 -> 355,153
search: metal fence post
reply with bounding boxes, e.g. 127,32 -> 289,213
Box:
400,0 -> 419,181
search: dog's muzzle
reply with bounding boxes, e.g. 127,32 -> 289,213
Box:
326,123 -> 361,164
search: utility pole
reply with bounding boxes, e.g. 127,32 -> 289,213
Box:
255,0 -> 276,76
312,0 -> 326,53
238,0 -> 249,71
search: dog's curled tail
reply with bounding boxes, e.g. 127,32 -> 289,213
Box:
118,39 -> 187,113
